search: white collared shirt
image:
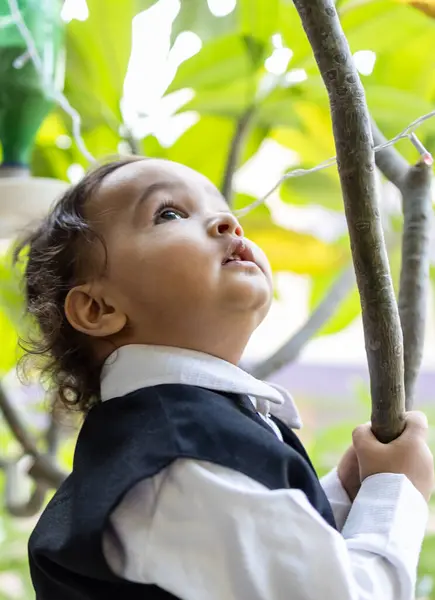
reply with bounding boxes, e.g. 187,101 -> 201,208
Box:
101,345 -> 428,600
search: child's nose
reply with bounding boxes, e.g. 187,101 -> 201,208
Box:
208,213 -> 244,238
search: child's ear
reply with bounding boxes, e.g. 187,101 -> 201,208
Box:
64,283 -> 127,337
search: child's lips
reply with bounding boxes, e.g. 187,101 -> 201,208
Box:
222,238 -> 262,271
223,259 -> 260,271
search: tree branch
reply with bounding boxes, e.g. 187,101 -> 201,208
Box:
293,0 -> 405,443
251,266 -> 355,380
221,107 -> 255,205
371,119 -> 408,189
4,458 -> 48,518
398,162 -> 432,408
0,381 -> 40,457
372,120 -> 433,408
0,382 -> 67,489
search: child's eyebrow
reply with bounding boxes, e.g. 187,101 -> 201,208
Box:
135,181 -> 178,211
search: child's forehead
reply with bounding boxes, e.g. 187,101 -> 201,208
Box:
90,159 -> 225,216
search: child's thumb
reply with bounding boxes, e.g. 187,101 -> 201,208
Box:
352,423 -> 375,452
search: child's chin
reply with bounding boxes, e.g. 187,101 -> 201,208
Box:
229,276 -> 272,313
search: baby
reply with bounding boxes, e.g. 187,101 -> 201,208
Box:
20,157 -> 433,600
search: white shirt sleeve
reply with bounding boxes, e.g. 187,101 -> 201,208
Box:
103,459 -> 428,600
320,468 -> 352,531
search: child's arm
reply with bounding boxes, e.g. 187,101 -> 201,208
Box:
320,445 -> 360,530
103,413 -> 432,600
320,467 -> 353,530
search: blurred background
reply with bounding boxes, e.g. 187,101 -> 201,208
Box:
1,0 -> 435,597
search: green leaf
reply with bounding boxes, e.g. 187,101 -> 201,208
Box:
281,167 -> 343,211
141,134 -> 168,159
307,421 -> 356,474
309,269 -> 360,336
272,98 -> 336,164
0,249 -> 24,326
418,535 -> 435,590
242,35 -> 266,68
32,142 -> 76,181
256,86 -> 306,129
370,26 -> 435,97
239,0 -> 279,44
180,78 -> 256,118
366,85 -> 435,134
240,204 -> 345,275
181,76 -> 306,128
241,124 -> 270,164
0,250 -> 29,373
32,108 -> 86,179
279,2 -> 314,69
0,309 -> 18,375
341,0 -> 433,56
170,0 -> 237,44
64,0 -> 154,128
170,0 -> 276,62
167,34 -> 258,93
165,115 -> 235,186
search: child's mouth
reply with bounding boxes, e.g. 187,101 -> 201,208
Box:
222,239 -> 259,270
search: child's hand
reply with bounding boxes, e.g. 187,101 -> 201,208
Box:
337,445 -> 361,501
352,411 -> 434,502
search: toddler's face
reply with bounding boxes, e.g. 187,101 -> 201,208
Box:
70,159 -> 273,362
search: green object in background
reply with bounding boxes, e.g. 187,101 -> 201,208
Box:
0,0 -> 65,167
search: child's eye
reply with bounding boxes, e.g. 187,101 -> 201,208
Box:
154,206 -> 186,224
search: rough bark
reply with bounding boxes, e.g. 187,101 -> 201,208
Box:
372,122 -> 433,409
221,107 -> 255,205
293,0 -> 405,442
251,267 -> 355,380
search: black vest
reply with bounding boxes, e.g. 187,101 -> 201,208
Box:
28,385 -> 336,599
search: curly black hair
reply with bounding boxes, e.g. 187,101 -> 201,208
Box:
14,156 -> 144,413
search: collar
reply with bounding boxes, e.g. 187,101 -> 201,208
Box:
100,345 -> 302,429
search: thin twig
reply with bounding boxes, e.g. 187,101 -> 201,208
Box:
221,107 -> 255,205
293,0 -> 405,443
251,267 -> 355,380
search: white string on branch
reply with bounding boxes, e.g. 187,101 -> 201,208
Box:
235,114 -> 435,217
